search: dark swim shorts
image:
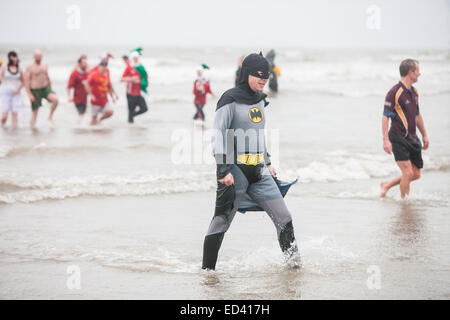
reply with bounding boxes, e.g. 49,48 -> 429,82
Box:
30,86 -> 54,111
389,130 -> 423,169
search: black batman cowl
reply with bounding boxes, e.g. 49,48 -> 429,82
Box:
216,52 -> 270,110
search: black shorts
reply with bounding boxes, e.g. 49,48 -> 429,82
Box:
75,103 -> 86,115
389,130 -> 423,169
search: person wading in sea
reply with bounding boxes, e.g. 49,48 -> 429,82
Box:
202,53 -> 301,270
24,50 -> 59,127
380,59 -> 429,199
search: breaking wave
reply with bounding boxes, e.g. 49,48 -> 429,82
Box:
1,151 -> 448,204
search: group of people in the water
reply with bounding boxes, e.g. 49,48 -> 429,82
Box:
0,48 -> 280,129
67,49 -> 150,126
0,48 -> 151,128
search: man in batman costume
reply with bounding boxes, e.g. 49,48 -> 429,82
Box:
202,52 -> 301,270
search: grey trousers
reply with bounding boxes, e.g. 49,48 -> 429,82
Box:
202,164 -> 297,270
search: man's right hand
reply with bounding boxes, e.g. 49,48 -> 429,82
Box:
383,139 -> 392,154
29,95 -> 35,102
219,173 -> 234,186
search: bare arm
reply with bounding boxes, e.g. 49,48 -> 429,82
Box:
107,84 -> 117,103
67,87 -> 73,101
24,66 -> 35,100
382,115 -> 392,154
13,68 -> 24,94
45,63 -> 51,87
109,84 -> 118,100
416,114 -> 429,150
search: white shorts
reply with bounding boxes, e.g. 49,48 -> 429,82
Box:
91,103 -> 112,117
1,90 -> 23,113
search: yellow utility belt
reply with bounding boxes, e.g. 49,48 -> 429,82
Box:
237,153 -> 264,165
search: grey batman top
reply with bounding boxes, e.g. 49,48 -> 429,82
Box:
212,100 -> 271,166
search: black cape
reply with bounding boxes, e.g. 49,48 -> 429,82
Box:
238,177 -> 298,213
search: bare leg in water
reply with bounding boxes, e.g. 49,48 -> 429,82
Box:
380,160 -> 420,198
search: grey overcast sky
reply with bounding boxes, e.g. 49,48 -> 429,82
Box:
1,0 -> 449,48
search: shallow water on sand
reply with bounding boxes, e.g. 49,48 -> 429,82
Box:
0,47 -> 449,299
0,187 -> 449,299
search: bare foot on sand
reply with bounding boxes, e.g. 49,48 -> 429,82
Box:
380,181 -> 389,197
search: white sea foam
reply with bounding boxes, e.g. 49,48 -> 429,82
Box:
0,239 -> 354,276
285,152 -> 450,183
0,171 -> 216,204
1,151 -> 448,204
0,142 -> 170,158
0,145 -> 14,158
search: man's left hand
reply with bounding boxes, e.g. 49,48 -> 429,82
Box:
423,135 -> 430,150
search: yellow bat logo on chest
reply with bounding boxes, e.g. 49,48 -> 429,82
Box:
249,107 -> 263,123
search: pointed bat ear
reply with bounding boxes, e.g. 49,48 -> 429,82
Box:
259,51 -> 263,56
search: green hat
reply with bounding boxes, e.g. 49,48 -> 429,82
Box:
131,47 -> 143,55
